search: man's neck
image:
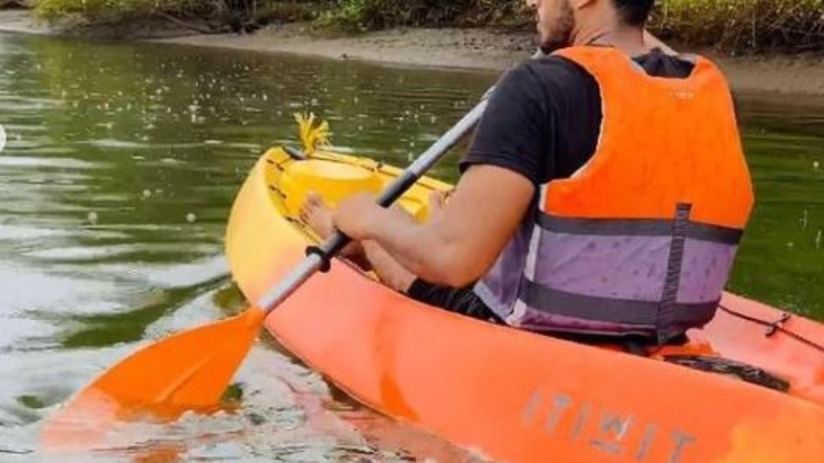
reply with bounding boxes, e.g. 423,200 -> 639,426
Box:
572,21 -> 651,57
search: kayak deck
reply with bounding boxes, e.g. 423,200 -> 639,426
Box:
226,147 -> 824,463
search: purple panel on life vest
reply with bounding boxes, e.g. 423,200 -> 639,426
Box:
474,218 -> 534,317
677,239 -> 737,304
532,232 -> 672,301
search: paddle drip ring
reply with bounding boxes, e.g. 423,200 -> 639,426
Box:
306,245 -> 332,273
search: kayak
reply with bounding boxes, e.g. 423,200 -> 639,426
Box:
225,147 -> 824,463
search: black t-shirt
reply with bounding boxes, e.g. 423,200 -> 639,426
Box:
460,48 -> 699,185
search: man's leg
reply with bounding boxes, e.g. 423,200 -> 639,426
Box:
405,278 -> 504,324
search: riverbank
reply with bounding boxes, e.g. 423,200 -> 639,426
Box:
2,9 -> 824,95
155,24 -> 824,96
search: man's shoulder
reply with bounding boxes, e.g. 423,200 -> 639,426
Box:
508,54 -> 599,97
514,54 -> 594,82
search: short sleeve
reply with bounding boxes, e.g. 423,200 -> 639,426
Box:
459,63 -> 551,186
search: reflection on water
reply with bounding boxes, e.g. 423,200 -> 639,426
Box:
0,32 -> 822,461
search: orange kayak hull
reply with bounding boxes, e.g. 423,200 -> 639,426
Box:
226,149 -> 824,463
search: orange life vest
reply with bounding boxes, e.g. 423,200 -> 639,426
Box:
474,46 -> 754,343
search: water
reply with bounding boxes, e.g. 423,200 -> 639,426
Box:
0,32 -> 822,461
724,93 -> 824,316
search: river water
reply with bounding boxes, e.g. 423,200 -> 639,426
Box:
0,32 -> 822,462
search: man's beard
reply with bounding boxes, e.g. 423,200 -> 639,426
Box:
536,3 -> 574,54
538,33 -> 571,54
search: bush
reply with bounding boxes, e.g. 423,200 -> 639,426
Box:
262,1 -> 323,23
31,0 -> 299,24
651,0 -> 824,53
27,0 -> 824,53
33,0 -> 200,22
315,0 -> 528,32
314,0 -> 824,53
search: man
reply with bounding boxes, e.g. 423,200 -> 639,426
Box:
301,0 -> 754,345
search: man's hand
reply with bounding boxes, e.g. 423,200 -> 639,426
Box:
331,192 -> 384,241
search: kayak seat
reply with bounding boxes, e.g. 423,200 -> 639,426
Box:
280,159 -> 384,216
275,155 -> 432,223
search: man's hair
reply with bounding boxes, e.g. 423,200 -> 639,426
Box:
613,0 -> 655,26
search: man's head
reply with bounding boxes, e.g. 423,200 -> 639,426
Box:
525,0 -> 655,52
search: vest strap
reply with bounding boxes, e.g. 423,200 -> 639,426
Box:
537,213 -> 743,244
656,203 -> 692,342
518,278 -> 719,328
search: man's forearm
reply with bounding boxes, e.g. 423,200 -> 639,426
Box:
367,208 -> 461,287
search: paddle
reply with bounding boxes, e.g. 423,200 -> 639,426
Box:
41,48 -> 546,448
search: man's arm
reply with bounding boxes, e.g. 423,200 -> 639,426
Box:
332,164 -> 534,288
332,62 -> 546,288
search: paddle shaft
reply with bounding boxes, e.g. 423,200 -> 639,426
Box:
258,50 -> 546,314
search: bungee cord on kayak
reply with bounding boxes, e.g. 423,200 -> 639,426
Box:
719,303 -> 824,353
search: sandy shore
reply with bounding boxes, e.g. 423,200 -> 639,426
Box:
0,9 -> 51,35
156,25 -> 824,96
156,24 -> 537,72
2,10 -> 824,95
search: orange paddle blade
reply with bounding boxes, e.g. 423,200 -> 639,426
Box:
41,308 -> 265,450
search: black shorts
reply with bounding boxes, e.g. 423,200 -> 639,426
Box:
406,279 -> 504,324
405,279 -> 686,350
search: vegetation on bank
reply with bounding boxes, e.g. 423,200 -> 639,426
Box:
313,0 -> 530,31
654,0 -> 824,53
28,0 -> 321,33
19,0 -> 824,53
